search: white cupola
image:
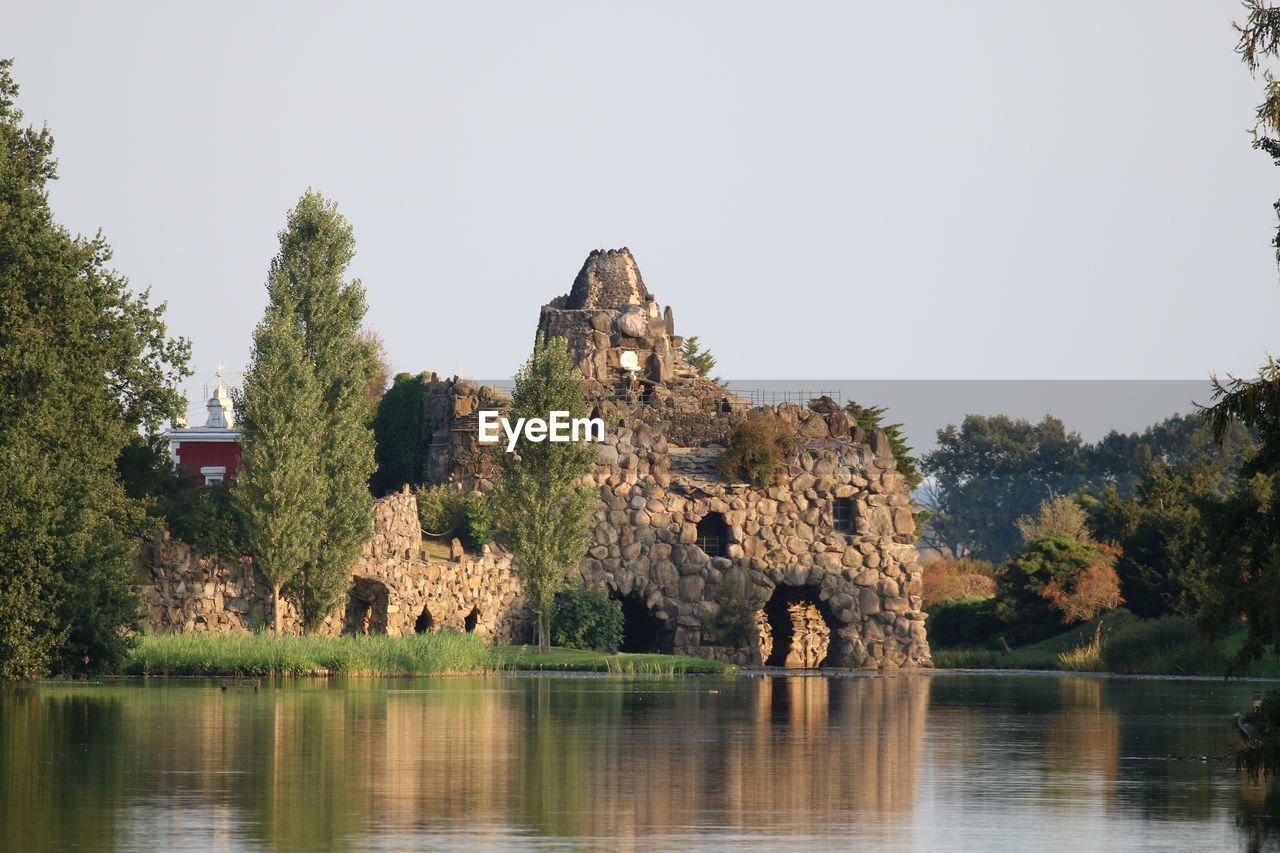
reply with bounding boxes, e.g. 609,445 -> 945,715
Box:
204,365 -> 236,428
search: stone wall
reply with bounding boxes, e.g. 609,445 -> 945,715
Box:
137,487 -> 531,642
411,247 -> 933,670
576,403 -> 929,670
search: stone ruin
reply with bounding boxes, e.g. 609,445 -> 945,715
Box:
138,488 -> 531,641
426,248 -> 932,669
138,247 -> 931,669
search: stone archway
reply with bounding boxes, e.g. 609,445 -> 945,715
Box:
762,584 -> 838,668
344,577 -> 390,635
414,605 -> 434,634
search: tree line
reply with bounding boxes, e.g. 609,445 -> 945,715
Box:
0,55 -> 598,676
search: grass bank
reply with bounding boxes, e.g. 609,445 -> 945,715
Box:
122,633 -> 737,677
931,610 -> 1280,677
497,646 -> 737,674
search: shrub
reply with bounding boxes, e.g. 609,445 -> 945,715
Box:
926,597 -> 1004,648
461,492 -> 493,548
551,584 -> 623,651
159,475 -> 245,558
1100,616 -> 1223,674
719,414 -> 796,486
995,535 -> 1124,644
922,558 -> 998,608
415,485 -> 493,551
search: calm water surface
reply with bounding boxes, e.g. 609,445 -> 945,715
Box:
1,672 -> 1276,852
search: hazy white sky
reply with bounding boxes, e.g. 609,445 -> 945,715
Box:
9,1 -> 1280,398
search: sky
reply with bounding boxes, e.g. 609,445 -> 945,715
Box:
9,1 -> 1280,413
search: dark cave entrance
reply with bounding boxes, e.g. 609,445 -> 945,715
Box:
414,605 -> 434,634
464,607 -> 480,633
613,593 -> 668,653
762,584 -> 836,668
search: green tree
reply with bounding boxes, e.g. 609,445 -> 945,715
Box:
994,535 -> 1122,644
921,415 -> 1090,561
371,371 -> 428,496
844,400 -> 923,490
232,305 -> 323,632
491,334 -> 599,652
1016,496 -> 1092,544
235,191 -> 377,631
0,59 -> 191,676
1193,3 -> 1280,675
681,335 -> 723,385
1084,462 -> 1221,619
1087,412 -> 1254,496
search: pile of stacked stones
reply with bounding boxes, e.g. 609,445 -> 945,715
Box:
576,397 -> 931,669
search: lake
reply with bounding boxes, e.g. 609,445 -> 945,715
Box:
1,672 -> 1274,852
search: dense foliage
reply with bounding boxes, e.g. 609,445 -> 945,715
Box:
1084,463 -> 1221,619
718,414 -> 797,486
234,191 -> 378,631
921,558 -> 997,609
0,59 -> 191,677
994,535 -> 1122,644
550,584 -> 623,652
490,334 -> 599,652
371,371 -> 428,496
158,476 -> 245,559
415,485 -> 493,551
921,412 -> 1253,561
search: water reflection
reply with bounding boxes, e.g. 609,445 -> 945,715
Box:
0,673 -> 1272,852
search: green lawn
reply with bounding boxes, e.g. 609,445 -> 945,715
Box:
931,609 -> 1280,677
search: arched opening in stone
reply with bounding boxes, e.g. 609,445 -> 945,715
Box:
414,605 -> 434,634
696,512 -> 728,557
763,584 -> 837,668
464,607 -> 479,633
612,593 -> 667,653
343,578 -> 390,635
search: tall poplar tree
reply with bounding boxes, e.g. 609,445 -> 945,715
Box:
232,305 -> 323,632
236,190 -> 377,630
491,335 -> 599,652
0,59 -> 191,676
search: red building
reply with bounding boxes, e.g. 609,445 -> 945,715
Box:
165,369 -> 242,484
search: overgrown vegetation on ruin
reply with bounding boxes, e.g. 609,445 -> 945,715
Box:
718,414 -> 797,486
415,485 -> 493,551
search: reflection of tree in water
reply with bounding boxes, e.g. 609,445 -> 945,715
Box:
0,689 -> 127,852
5,675 -> 1270,850
1233,781 -> 1280,853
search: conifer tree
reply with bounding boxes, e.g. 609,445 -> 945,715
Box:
232,305 -> 323,632
491,335 -> 599,652
0,59 -> 190,676
236,191 -> 377,630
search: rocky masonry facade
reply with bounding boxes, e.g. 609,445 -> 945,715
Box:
436,248 -> 932,669
140,248 -> 931,668
577,407 -> 927,668
138,488 -> 531,641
